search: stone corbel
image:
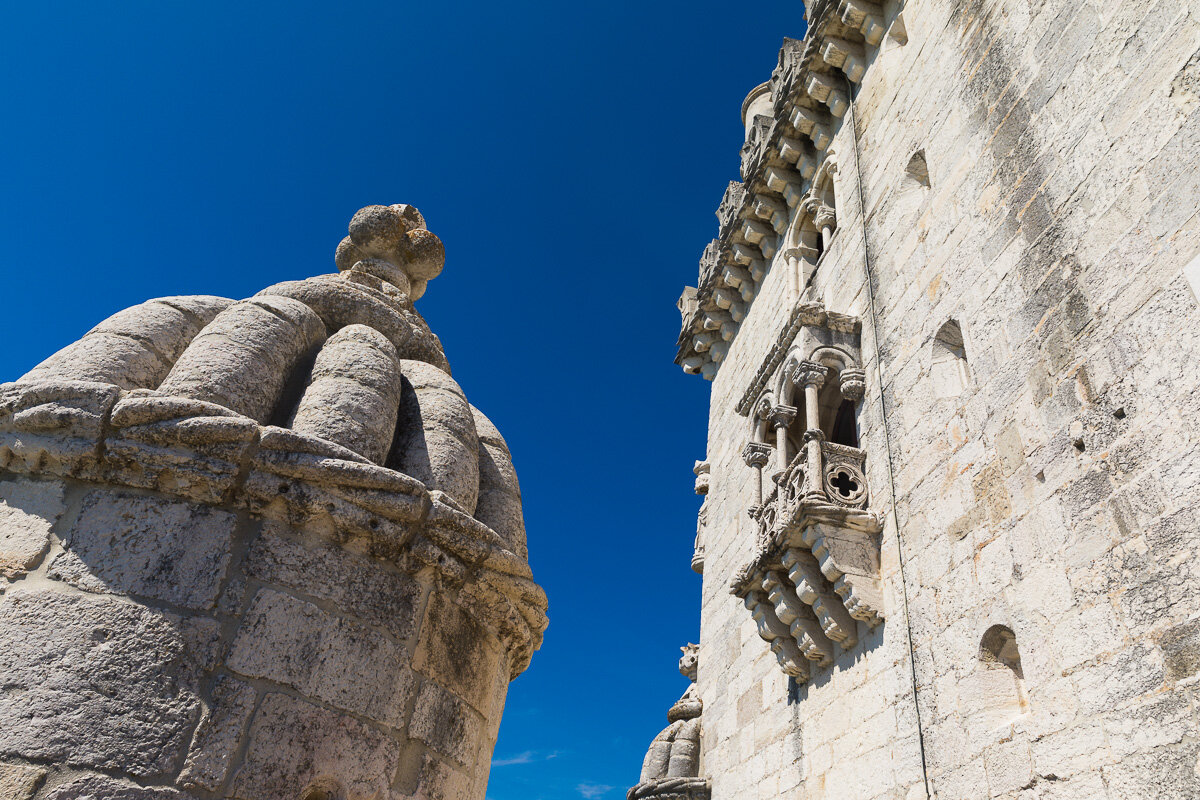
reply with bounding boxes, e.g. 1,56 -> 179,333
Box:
763,571 -> 834,665
838,0 -> 886,44
801,521 -> 884,626
764,166 -> 804,207
789,106 -> 833,151
752,195 -> 789,233
805,72 -> 849,118
741,218 -> 774,245
721,263 -> 751,288
821,37 -> 867,83
745,590 -> 811,680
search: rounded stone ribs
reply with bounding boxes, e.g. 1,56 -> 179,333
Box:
1,204 -> 546,675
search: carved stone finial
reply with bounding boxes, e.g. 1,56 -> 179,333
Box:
335,204 -> 445,300
693,460 -> 711,495
793,360 -> 830,388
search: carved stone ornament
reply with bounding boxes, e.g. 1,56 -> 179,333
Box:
793,360 -> 830,389
770,404 -> 798,430
742,441 -> 773,469
693,460 -> 711,495
627,645 -> 711,800
839,367 -> 867,400
730,439 -> 883,681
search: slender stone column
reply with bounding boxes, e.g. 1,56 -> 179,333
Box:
742,442 -> 772,506
770,405 -> 798,472
793,361 -> 829,501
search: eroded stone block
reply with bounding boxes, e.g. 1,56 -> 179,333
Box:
0,478 -> 64,580
48,490 -> 236,610
0,589 -> 201,777
0,762 -> 46,800
409,680 -> 486,767
228,589 -> 414,727
413,594 -> 503,714
178,676 -> 257,793
244,521 -> 424,643
41,774 -> 187,799
230,693 -> 399,800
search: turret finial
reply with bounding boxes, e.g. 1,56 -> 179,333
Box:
334,204 -> 445,300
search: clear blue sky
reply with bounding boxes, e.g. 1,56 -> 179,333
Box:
0,3 -> 802,797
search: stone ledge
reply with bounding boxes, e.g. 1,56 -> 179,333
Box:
0,378 -> 546,676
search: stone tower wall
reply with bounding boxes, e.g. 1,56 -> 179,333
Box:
685,0 -> 1200,797
0,479 -> 506,800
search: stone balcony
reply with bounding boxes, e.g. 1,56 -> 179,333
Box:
731,441 -> 883,683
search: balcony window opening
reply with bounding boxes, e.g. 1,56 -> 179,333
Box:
830,400 -> 859,447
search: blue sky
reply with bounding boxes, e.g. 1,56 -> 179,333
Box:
0,2 -> 802,797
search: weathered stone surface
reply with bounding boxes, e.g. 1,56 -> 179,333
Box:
230,693 -> 399,800
658,0 -> 1200,796
0,762 -> 46,800
0,478 -> 63,579
289,324 -> 404,465
244,521 -> 424,642
409,680 -> 485,767
156,295 -> 326,422
41,774 -> 187,799
1160,617 -> 1200,681
178,676 -> 257,792
48,489 -> 235,610
256,276 -> 449,371
0,589 -> 201,777
413,594 -> 504,715
228,589 -> 414,727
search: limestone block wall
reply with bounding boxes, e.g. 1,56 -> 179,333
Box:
688,0 -> 1200,797
0,479 -> 505,800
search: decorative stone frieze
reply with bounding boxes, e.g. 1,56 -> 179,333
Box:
627,645 -> 711,800
0,204 -> 546,800
674,1 -> 903,380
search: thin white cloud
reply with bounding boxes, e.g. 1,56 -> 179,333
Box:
577,784 -> 615,799
491,751 -> 537,767
491,749 -> 565,768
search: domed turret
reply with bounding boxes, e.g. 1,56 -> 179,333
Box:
0,205 -> 545,800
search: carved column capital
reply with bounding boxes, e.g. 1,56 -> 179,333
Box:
793,360 -> 829,389
742,441 -> 772,469
839,368 -> 866,400
769,404 -> 798,430
813,205 -> 837,231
